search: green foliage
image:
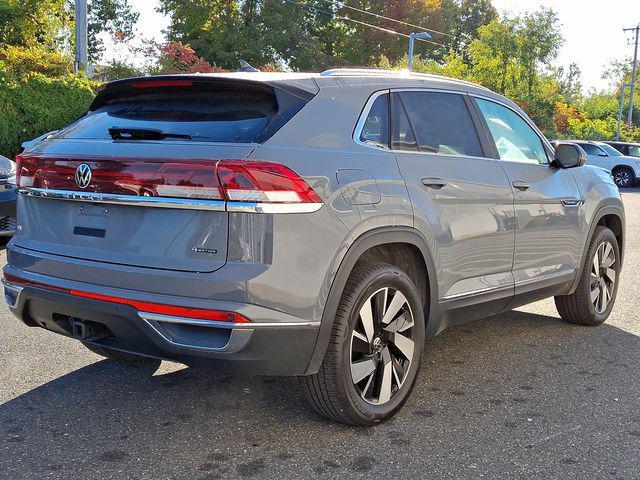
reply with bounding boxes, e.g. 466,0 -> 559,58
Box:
565,117 -> 618,141
86,0 -> 140,62
0,73 -> 97,159
440,0 -> 497,61
91,60 -> 142,82
0,45 -> 73,77
159,0 -> 474,70
0,0 -> 138,63
0,0 -> 70,49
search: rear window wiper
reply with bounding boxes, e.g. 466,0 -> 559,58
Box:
108,128 -> 192,141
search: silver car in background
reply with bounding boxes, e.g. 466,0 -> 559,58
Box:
569,140 -> 640,188
4,70 -> 625,425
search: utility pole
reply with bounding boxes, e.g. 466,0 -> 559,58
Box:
74,0 -> 88,75
617,84 -> 632,141
624,25 -> 639,127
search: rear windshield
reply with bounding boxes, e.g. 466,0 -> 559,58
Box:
56,87 -> 278,144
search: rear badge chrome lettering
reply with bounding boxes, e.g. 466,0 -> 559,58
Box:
192,247 -> 218,255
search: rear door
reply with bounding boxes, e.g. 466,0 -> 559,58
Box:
391,90 -> 516,307
472,97 -> 582,293
15,78 -> 311,273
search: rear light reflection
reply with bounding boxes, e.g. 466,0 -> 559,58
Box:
16,155 -> 321,205
3,273 -> 250,324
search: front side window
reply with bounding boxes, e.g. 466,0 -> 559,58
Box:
476,98 -> 548,165
578,143 -> 604,156
628,145 -> 640,157
598,143 -> 622,157
397,92 -> 483,157
359,94 -> 389,148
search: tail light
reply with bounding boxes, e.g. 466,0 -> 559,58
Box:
16,155 -> 321,208
217,161 -> 322,203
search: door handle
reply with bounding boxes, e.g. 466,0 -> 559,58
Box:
421,177 -> 447,189
512,181 -> 530,191
561,199 -> 583,207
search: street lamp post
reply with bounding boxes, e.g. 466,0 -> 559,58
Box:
408,32 -> 432,71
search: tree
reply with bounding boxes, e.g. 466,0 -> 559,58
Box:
86,0 -> 140,62
440,0 -> 497,61
0,0 -> 138,63
0,0 -> 70,49
552,63 -> 582,104
159,0 -> 452,70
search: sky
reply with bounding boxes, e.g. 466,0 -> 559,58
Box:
116,0 -> 640,93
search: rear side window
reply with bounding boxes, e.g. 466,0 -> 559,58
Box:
56,85 -> 283,144
359,94 -> 389,148
392,95 -> 418,151
475,98 -> 548,165
397,92 -> 483,157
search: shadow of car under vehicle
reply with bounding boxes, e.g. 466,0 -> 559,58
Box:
2,310 -> 640,479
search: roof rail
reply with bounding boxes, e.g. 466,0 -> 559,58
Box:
319,67 -> 488,90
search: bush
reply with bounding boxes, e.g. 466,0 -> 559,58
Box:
0,73 -> 97,159
0,44 -> 72,78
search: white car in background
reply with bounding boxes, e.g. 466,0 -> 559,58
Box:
571,140 -> 640,188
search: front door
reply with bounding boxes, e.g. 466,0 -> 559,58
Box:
391,91 -> 516,309
473,97 -> 582,295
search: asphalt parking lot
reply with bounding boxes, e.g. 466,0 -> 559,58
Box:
1,191 -> 640,480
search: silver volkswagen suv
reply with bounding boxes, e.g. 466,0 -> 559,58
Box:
4,69 -> 624,425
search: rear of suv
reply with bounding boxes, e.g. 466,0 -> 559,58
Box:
4,70 -> 624,425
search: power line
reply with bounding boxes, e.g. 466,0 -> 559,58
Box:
282,0 -> 448,48
335,1 -> 455,39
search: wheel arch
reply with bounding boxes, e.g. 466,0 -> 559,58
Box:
569,203 -> 625,294
304,227 -> 438,375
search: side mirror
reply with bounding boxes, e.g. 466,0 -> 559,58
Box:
598,152 -> 608,157
554,142 -> 587,169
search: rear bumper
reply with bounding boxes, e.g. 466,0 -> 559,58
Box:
3,275 -> 320,376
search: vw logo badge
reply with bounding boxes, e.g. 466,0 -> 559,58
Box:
75,163 -> 92,189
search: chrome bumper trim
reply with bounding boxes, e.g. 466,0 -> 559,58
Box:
142,317 -> 254,353
2,278 -> 24,309
138,311 -> 320,330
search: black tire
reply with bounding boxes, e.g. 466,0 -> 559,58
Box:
555,226 -> 620,326
305,262 -> 425,426
612,166 -> 635,188
82,342 -> 161,369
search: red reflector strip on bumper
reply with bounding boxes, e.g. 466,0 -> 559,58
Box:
3,273 -> 250,324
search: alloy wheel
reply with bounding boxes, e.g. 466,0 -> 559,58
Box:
590,241 -> 616,314
614,170 -> 631,188
349,287 -> 416,405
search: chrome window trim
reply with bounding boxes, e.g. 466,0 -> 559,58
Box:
20,188 -> 323,214
352,90 -> 391,151
354,87 -> 501,160
390,88 -> 490,160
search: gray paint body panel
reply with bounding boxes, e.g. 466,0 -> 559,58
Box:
5,71 -> 625,375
